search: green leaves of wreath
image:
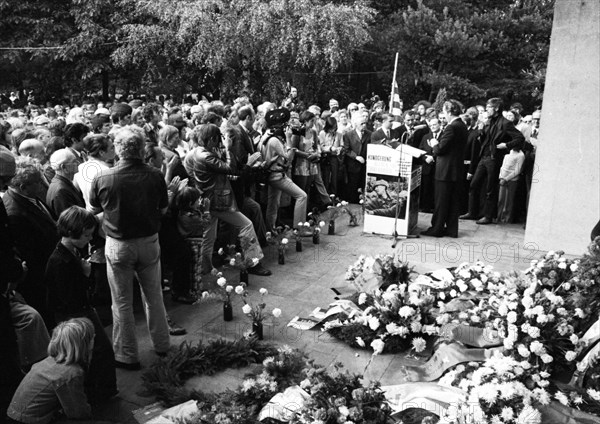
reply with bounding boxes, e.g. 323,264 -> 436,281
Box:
141,337 -> 278,406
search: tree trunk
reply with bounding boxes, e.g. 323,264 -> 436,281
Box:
102,71 -> 109,102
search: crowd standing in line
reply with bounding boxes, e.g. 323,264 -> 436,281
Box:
0,89 -> 538,422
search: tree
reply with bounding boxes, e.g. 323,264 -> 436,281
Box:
111,0 -> 376,102
369,0 -> 553,109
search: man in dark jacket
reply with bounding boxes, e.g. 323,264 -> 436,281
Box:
0,147 -> 25,420
461,98 -> 524,224
46,148 -> 85,217
421,100 -> 468,238
2,156 -> 58,327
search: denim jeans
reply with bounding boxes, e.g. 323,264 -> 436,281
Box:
266,176 -> 307,230
105,234 -> 170,363
200,210 -> 264,274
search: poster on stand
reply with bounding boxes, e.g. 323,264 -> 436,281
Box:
363,144 -> 424,236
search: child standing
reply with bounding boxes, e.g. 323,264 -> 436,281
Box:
44,206 -> 117,405
497,147 -> 525,223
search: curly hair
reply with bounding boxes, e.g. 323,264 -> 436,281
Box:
10,156 -> 43,189
113,125 -> 145,159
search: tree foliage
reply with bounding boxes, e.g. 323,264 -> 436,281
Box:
111,0 -> 375,101
0,0 -> 553,108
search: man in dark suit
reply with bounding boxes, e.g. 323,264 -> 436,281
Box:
460,98 -> 524,224
2,157 -> 59,327
421,100 -> 468,238
371,113 -> 400,148
226,105 -> 268,245
46,148 -> 85,217
343,114 -> 371,203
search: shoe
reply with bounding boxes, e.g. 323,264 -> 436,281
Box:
420,229 -> 443,237
476,217 -> 492,225
459,213 -> 477,220
172,293 -> 196,304
248,263 -> 272,276
114,360 -> 142,371
167,316 -> 187,336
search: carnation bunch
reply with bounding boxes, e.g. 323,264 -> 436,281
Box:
236,285 -> 281,324
199,272 -> 234,304
218,242 -> 259,271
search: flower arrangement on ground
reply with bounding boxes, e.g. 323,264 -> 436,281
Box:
345,253 -> 413,291
143,341 -> 394,424
325,282 -> 438,354
291,362 -> 392,424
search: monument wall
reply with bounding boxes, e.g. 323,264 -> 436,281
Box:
525,0 -> 600,255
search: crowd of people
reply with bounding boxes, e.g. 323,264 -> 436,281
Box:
0,89 -> 540,422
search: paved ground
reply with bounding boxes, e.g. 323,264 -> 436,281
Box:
95,211 -> 543,423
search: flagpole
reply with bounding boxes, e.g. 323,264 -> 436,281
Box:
389,52 -> 399,112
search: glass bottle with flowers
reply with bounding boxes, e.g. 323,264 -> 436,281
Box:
312,221 -> 325,244
236,285 -> 282,340
218,244 -> 259,285
199,273 -> 235,321
278,237 -> 289,264
293,227 -> 302,252
328,198 -> 351,234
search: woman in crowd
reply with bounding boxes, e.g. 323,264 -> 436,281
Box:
158,125 -> 188,181
318,116 -> 342,197
192,124 -> 270,275
335,109 -> 352,134
7,318 -> 95,424
73,134 -> 115,310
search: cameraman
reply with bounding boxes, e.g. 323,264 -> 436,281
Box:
260,109 -> 308,233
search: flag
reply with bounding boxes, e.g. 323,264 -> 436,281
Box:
389,79 -> 402,118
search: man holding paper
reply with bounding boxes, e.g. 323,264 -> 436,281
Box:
421,100 -> 468,238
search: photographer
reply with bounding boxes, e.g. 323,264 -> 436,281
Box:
260,109 -> 308,233
291,111 -> 331,211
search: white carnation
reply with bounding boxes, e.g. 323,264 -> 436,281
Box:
272,308 -> 282,318
565,351 -> 577,361
370,339 -> 385,355
259,288 -> 268,295
217,277 -> 227,287
358,292 -> 368,305
242,304 -> 252,314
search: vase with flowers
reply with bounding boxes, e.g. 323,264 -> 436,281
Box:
293,228 -> 303,252
312,221 -> 325,244
199,273 -> 235,321
236,285 -> 282,340
325,197 -> 351,234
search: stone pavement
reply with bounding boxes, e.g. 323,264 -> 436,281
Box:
95,212 -> 545,423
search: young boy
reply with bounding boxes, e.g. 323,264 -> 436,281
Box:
44,206 -> 117,405
497,147 -> 525,223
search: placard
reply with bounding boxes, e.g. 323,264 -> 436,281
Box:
363,144 -> 424,236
